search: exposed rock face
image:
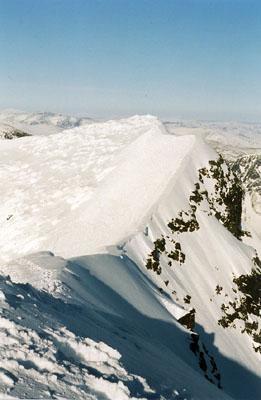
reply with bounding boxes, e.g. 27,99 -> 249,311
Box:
178,308 -> 196,330
145,155 -> 246,282
232,154 -> 261,194
230,154 -> 261,252
218,256 -> 261,354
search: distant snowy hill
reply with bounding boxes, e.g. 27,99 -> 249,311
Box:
0,109 -> 93,137
0,122 -> 31,140
165,120 -> 261,160
0,115 -> 260,399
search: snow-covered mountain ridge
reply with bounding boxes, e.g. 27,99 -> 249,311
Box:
0,115 -> 260,399
0,115 -> 164,263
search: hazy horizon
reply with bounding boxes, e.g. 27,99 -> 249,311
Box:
1,0 -> 261,122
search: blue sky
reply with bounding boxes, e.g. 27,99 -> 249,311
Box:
0,0 -> 261,121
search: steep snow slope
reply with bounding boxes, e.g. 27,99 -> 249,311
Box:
124,156 -> 261,399
0,116 -> 260,399
0,253 -> 231,400
165,119 -> 261,252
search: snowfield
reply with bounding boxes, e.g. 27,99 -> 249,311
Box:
0,114 -> 260,399
0,115 -> 161,262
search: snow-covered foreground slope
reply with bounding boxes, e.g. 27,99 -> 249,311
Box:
0,252 -> 233,400
0,116 -> 260,399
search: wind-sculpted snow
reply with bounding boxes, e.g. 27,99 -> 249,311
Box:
0,282 -> 151,399
0,254 -> 231,400
0,115 -> 161,262
0,115 -> 260,399
52,129 -> 195,257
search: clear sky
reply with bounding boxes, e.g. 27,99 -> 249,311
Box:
1,0 -> 261,121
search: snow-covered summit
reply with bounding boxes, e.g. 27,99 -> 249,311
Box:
52,129 -> 196,257
0,115 -> 164,263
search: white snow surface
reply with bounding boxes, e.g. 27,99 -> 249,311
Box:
0,114 -> 260,399
53,129 -> 195,257
0,115 -> 162,262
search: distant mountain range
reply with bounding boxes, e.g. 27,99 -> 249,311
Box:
0,109 -> 93,137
